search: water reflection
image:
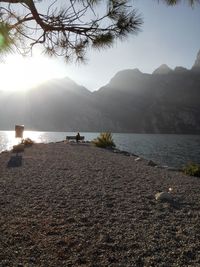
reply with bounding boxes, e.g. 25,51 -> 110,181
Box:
0,131 -> 47,152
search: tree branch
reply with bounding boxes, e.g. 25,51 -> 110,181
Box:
0,0 -> 142,61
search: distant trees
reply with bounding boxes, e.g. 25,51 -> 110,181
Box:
0,0 -> 199,62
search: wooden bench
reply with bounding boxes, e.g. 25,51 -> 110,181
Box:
66,136 -> 85,141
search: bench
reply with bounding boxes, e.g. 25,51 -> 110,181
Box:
66,136 -> 85,141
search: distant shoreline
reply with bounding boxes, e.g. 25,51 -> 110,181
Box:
1,129 -> 200,135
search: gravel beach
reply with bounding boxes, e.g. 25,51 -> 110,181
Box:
0,142 -> 200,267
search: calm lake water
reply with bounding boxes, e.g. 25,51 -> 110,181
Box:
0,131 -> 200,168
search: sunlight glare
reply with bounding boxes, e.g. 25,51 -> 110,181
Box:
2,131 -> 45,151
0,54 -> 66,92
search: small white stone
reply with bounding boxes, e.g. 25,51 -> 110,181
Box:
155,192 -> 173,201
135,157 -> 141,161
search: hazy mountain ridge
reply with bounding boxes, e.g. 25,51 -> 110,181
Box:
0,50 -> 200,133
93,65 -> 200,133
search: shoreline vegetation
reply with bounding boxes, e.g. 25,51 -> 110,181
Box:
0,141 -> 200,266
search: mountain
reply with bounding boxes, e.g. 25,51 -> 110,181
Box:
93,69 -> 200,133
153,64 -> 172,75
0,50 -> 200,133
174,66 -> 188,73
0,77 -> 104,132
192,49 -> 200,72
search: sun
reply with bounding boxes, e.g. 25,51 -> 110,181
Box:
0,53 -> 66,92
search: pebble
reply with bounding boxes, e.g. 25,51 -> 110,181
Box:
155,192 -> 173,202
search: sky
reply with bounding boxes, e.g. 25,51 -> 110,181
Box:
0,0 -> 200,92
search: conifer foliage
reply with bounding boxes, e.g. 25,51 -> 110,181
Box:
0,0 -> 198,61
0,0 -> 142,61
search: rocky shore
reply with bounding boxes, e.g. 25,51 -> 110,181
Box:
0,142 -> 200,266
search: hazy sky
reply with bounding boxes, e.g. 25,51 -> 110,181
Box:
0,0 -> 200,92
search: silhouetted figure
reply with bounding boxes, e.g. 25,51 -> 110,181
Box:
76,132 -> 81,143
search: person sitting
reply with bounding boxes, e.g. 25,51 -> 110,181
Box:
76,132 -> 81,143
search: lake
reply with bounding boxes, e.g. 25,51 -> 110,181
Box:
0,131 -> 200,168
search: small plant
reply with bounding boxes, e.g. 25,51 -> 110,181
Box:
92,132 -> 115,148
183,163 -> 200,177
21,138 -> 35,146
12,144 -> 24,153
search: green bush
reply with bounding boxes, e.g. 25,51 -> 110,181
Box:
21,138 -> 35,146
183,163 -> 200,177
93,132 -> 115,148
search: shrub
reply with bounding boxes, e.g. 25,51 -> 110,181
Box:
183,163 -> 200,177
12,144 -> 24,153
93,132 -> 115,148
21,138 -> 35,146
